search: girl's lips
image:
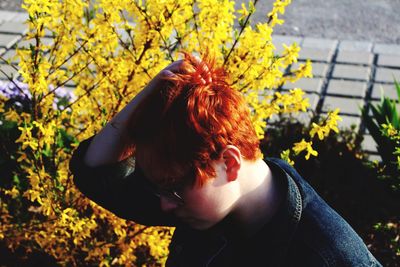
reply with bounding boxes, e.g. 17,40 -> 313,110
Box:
177,216 -> 196,224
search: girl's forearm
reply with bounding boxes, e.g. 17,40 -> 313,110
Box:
83,71 -> 168,167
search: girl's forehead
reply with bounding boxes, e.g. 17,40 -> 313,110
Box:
135,145 -> 193,186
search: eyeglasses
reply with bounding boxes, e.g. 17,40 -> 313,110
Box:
141,173 -> 185,205
135,164 -> 189,206
153,187 -> 185,205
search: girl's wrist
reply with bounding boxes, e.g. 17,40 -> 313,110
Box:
108,120 -> 128,138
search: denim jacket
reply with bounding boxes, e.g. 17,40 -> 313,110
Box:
70,136 -> 382,267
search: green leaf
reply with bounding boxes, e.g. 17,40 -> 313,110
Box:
370,103 -> 385,125
42,145 -> 52,157
249,1 -> 256,14
238,18 -> 246,28
394,78 -> 400,102
362,103 -> 394,160
233,29 -> 239,40
381,98 -> 392,120
13,174 -> 20,186
391,107 -> 399,129
56,128 -> 77,153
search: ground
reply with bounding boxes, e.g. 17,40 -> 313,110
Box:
3,0 -> 400,44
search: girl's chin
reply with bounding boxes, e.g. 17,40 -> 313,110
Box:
183,218 -> 215,230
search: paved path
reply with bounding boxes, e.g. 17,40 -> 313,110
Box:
246,0 -> 400,44
273,35 -> 400,160
3,0 -> 400,44
1,10 -> 400,160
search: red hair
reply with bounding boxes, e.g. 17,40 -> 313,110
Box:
128,52 -> 261,186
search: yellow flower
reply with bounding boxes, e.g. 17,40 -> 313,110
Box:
282,43 -> 300,65
280,149 -> 294,166
310,122 -> 326,140
16,125 -> 39,150
23,189 -> 43,204
382,123 -> 398,137
4,187 -> 20,198
17,152 -> 28,162
293,139 -> 308,154
237,3 -> 249,20
309,108 -> 342,140
293,139 -> 318,160
4,110 -> 20,121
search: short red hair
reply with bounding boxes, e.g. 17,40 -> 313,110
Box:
128,52 -> 261,186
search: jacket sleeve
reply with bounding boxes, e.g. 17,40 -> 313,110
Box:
69,135 -> 177,226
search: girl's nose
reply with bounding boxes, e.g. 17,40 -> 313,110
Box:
160,195 -> 179,213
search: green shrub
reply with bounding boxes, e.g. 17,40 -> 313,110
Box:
361,80 -> 400,191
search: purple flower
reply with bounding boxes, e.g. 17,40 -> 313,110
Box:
0,81 -> 76,111
0,80 -> 31,100
54,87 -> 77,102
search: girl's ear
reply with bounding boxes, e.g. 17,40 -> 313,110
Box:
221,145 -> 242,182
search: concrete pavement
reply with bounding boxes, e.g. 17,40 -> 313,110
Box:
1,10 -> 400,160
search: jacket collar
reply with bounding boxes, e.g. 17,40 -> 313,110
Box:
258,158 -> 303,266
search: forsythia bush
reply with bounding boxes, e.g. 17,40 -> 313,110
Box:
0,0 -> 341,265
